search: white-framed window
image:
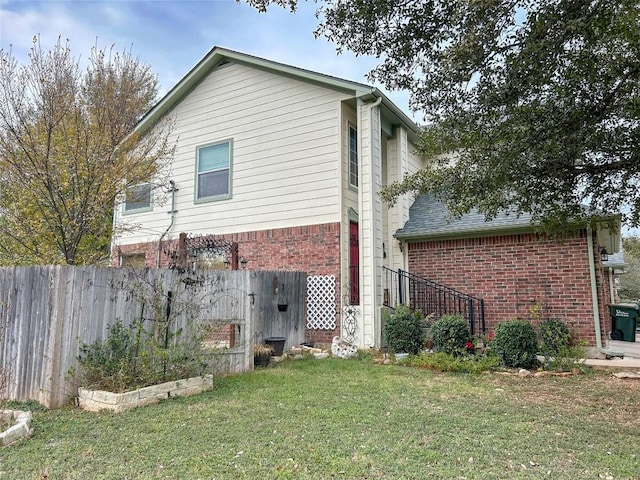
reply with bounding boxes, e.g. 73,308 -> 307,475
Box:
348,124 -> 358,189
196,140 -> 232,201
123,183 -> 152,213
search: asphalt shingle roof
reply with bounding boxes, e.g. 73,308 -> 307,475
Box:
394,194 -> 536,240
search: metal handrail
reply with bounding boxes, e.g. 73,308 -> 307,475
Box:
382,267 -> 485,335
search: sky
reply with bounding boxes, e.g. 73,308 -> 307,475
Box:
1,0 -> 637,240
0,0 -> 418,121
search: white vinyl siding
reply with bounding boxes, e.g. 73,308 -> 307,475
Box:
123,183 -> 152,214
116,62 -> 350,245
196,140 -> 231,201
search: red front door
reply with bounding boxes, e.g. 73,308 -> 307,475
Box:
349,222 -> 360,304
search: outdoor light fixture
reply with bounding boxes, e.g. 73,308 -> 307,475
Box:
223,258 -> 231,269
600,247 -> 609,262
240,257 -> 248,269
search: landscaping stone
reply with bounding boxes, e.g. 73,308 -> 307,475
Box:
1,409 -> 32,447
78,375 -> 214,413
331,336 -> 358,359
612,371 -> 640,379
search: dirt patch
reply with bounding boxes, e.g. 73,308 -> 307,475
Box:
482,371 -> 640,426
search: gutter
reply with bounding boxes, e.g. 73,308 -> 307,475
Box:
156,180 -> 178,267
586,226 -> 624,357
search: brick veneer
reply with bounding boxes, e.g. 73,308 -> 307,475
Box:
114,222 -> 342,344
407,231 -> 610,345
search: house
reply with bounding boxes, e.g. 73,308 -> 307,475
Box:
112,46 -> 425,348
602,247 -> 627,305
112,46 -> 626,356
394,194 -> 625,357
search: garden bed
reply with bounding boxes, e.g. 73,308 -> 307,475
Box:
78,375 -> 214,413
0,409 -> 32,446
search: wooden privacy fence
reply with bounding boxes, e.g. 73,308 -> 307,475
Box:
0,266 -> 306,408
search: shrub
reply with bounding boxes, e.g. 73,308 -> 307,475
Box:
538,319 -> 571,356
430,314 -> 470,355
78,320 -> 208,392
545,342 -> 590,373
492,319 -> 539,368
383,306 -> 425,355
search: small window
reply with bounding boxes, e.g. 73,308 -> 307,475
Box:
121,253 -> 146,268
348,124 -> 358,189
124,183 -> 152,212
193,250 -> 227,270
197,141 -> 231,201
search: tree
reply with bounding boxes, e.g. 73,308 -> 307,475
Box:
0,36 -> 174,265
619,236 -> 640,301
247,0 -> 640,231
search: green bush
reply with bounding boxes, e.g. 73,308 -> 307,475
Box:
492,319 -> 539,368
78,320 -> 208,392
538,318 -> 571,356
430,314 -> 470,355
383,306 -> 425,355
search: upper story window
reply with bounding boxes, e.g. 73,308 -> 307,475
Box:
124,183 -> 152,213
348,124 -> 358,189
196,140 -> 232,202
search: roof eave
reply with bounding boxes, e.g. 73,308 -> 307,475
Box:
395,224 -> 539,242
370,88 -> 421,144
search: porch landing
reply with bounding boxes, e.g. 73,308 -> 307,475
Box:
605,331 -> 640,359
607,333 -> 640,360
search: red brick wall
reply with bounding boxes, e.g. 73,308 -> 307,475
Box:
114,222 -> 342,344
407,231 -> 609,345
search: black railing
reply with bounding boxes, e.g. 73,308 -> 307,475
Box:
382,267 -> 485,335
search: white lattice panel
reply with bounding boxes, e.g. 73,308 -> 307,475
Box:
307,275 -> 336,330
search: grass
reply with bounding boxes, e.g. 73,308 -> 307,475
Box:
1,357 -> 640,479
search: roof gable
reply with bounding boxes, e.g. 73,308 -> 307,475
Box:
134,46 -> 419,140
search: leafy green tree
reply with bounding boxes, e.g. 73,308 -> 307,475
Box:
0,36 -> 174,265
619,236 -> 640,301
622,236 -> 640,260
247,0 -> 640,231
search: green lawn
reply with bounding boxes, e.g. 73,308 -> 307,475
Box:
2,357 -> 639,479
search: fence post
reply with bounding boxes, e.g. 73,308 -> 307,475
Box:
468,298 -> 475,335
397,269 -> 403,306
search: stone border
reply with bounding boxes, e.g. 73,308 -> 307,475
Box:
1,409 -> 32,447
78,375 -> 214,413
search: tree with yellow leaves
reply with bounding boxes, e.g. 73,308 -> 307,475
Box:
0,36 -> 174,265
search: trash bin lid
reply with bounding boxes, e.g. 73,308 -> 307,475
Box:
609,303 -> 640,319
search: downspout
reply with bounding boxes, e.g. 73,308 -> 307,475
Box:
587,226 -> 624,357
156,180 -> 177,267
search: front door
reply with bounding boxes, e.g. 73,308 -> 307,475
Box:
349,221 -> 360,304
